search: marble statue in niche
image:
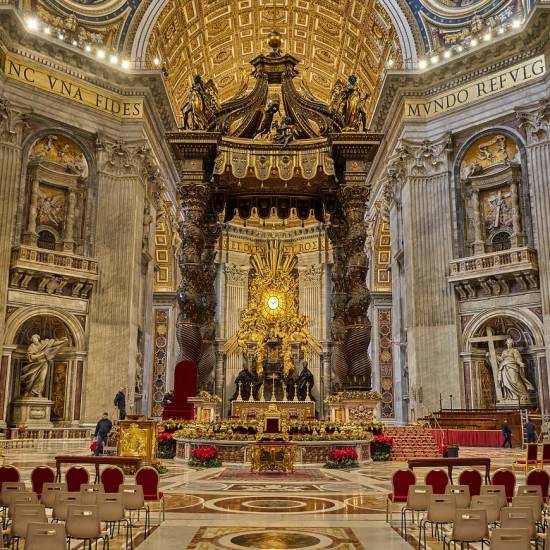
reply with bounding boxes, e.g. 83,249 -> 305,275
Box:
497,337 -> 534,401
20,334 -> 68,397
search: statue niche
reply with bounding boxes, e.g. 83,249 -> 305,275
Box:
10,314 -> 76,427
23,134 -> 89,255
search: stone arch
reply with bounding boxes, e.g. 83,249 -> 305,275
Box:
129,0 -> 419,69
453,126 -> 533,258
4,307 -> 86,351
463,308 -> 545,352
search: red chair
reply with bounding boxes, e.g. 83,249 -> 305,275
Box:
386,469 -> 415,523
492,468 -> 516,503
65,466 -> 89,492
100,466 -> 124,493
30,466 -> 55,498
136,466 -> 165,522
540,443 -> 550,469
425,469 -> 449,494
458,469 -> 483,496
0,466 -> 20,490
513,443 -> 538,474
526,468 -> 550,502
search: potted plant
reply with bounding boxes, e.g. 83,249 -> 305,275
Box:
371,434 -> 393,461
324,448 -> 359,469
188,446 -> 222,468
158,431 -> 176,459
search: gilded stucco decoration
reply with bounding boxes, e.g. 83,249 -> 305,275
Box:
373,219 -> 391,292
146,0 -> 402,120
225,240 -> 320,376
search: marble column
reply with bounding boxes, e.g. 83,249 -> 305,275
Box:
23,179 -> 39,245
390,135 -> 460,418
517,100 -> 550,393
0,96 -> 26,363
471,189 -> 485,254
63,189 -> 76,251
85,140 -> 149,422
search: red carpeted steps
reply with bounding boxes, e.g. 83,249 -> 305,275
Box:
384,426 -> 442,461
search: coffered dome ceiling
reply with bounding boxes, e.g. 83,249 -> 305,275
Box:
145,0 -> 404,116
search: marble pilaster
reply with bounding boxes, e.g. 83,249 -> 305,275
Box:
517,99 -> 550,375
391,135 -> 461,418
0,96 -> 26,365
85,140 -> 149,422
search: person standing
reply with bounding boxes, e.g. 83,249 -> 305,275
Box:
524,417 -> 537,444
114,387 -> 126,420
93,412 -> 112,456
501,419 -> 512,448
162,389 -> 174,407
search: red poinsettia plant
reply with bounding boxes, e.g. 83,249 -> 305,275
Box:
89,439 -> 98,454
189,446 -> 221,468
158,431 -> 176,459
372,433 -> 393,461
325,448 -> 359,469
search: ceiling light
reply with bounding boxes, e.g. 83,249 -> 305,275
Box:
470,38 -> 478,47
456,45 -> 463,53
97,49 -> 106,59
430,55 -> 439,64
443,50 -> 451,59
387,58 -> 394,67
153,57 -> 161,66
512,19 -> 521,29
85,44 -> 92,53
498,27 -> 505,34
418,59 -> 427,69
43,26 -> 51,35
25,17 -> 39,31
109,55 -> 118,64
58,33 -> 64,40
483,32 -> 492,42
72,40 -> 78,46
122,59 -> 130,70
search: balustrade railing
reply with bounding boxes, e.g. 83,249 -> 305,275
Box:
450,247 -> 537,278
11,245 -> 98,276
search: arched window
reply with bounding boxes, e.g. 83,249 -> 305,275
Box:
37,229 -> 56,250
492,231 -> 511,252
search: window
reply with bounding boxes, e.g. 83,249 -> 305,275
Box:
37,230 -> 56,250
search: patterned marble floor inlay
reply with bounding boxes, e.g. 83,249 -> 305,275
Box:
203,495 -> 345,514
189,527 -> 365,549
209,467 -> 336,482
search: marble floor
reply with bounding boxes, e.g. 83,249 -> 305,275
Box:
4,445 -> 527,549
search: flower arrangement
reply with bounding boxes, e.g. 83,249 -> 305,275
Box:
198,390 -> 222,403
189,446 -> 222,468
371,434 -> 393,461
158,431 -> 176,459
324,448 -> 359,469
152,461 -> 167,474
324,390 -> 383,404
89,439 -> 98,454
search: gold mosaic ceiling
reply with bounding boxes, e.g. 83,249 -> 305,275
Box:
147,0 -> 402,120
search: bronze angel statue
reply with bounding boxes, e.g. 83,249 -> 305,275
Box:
181,75 -> 220,130
329,74 -> 370,132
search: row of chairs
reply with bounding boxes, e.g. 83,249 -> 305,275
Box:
386,466 -> 550,522
1,482 -> 152,549
514,443 -> 550,474
0,464 -> 164,519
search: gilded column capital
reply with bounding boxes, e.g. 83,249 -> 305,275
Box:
0,95 -> 28,147
96,138 -> 148,178
516,98 -> 550,145
394,133 -> 452,178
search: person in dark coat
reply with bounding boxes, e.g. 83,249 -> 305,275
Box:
114,387 -> 126,420
524,417 -> 537,444
93,412 -> 112,456
162,389 -> 174,407
501,419 -> 512,448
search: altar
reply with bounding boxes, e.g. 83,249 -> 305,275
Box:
232,400 -> 314,420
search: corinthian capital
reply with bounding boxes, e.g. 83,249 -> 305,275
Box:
97,138 -> 147,177
0,95 -> 28,146
516,98 -> 550,145
395,134 -> 452,177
